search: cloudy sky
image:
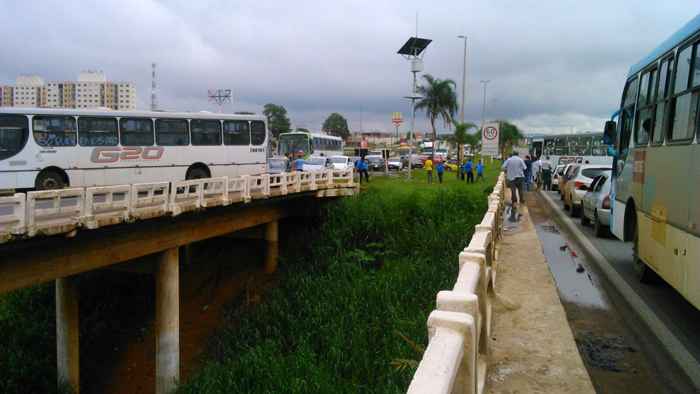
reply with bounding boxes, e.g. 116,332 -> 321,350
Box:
1,1 -> 698,135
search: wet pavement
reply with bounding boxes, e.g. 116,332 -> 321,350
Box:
526,196 -> 680,394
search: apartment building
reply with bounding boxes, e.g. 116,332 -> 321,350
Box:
1,71 -> 136,110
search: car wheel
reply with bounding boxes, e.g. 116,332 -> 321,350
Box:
581,209 -> 590,226
570,200 -> 580,217
593,211 -> 606,238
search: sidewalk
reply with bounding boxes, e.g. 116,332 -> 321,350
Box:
485,192 -> 595,393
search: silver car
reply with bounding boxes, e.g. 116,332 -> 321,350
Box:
581,170 -> 612,237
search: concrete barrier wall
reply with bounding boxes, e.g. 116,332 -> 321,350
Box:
407,173 -> 506,394
0,169 -> 355,243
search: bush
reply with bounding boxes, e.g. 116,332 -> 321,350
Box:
179,175 -> 491,393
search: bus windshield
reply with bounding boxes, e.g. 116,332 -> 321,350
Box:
279,134 -> 310,156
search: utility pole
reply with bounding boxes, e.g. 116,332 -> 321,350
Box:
457,35 -> 468,124
151,62 -> 157,111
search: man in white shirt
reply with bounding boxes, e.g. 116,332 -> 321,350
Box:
540,156 -> 553,190
501,152 -> 527,204
531,157 -> 542,191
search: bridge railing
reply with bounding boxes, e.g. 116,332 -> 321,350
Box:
0,169 -> 355,243
407,173 -> 506,394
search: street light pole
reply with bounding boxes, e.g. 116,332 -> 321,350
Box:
457,35 -> 467,124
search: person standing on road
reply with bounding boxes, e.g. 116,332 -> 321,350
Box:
355,156 -> 369,183
436,160 -> 445,183
532,156 -> 542,191
524,155 -> 533,191
540,156 -> 553,191
476,160 -> 485,182
293,151 -> 305,172
424,158 -> 434,184
465,158 -> 474,183
502,152 -> 526,205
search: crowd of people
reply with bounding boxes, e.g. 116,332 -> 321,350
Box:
501,152 -> 553,206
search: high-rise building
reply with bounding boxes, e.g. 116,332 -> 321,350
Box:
0,71 -> 136,110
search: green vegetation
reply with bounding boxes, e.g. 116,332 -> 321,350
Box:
415,74 -> 459,156
263,103 -> 292,138
179,167 -> 498,393
321,112 -> 350,140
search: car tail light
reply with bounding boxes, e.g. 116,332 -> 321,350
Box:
575,181 -> 588,190
602,194 -> 610,209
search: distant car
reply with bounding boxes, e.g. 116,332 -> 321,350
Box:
562,164 -> 611,217
552,165 -> 566,191
581,170 -> 612,237
302,156 -> 328,172
387,157 -> 403,170
329,155 -> 351,170
267,157 -> 288,174
366,155 -> 385,171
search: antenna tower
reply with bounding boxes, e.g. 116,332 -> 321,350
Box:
151,62 -> 158,111
207,89 -> 232,112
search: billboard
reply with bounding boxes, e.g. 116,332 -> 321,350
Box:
481,122 -> 500,156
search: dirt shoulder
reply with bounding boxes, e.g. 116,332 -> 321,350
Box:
485,199 -> 595,393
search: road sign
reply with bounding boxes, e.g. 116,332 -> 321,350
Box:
481,122 -> 500,156
392,112 -> 403,127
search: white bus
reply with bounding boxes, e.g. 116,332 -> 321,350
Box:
0,108 -> 268,190
277,130 -> 343,158
604,14 -> 700,309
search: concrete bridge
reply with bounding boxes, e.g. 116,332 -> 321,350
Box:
0,169 -> 356,393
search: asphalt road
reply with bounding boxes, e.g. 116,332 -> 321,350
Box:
541,190 -> 700,390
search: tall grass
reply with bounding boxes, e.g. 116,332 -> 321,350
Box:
179,171 -> 495,393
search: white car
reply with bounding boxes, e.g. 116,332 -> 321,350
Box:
387,157 -> 403,170
329,155 -> 351,170
563,164 -> 611,217
581,170 -> 612,237
302,156 -> 328,172
552,164 -> 565,191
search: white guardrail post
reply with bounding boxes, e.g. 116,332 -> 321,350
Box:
83,185 -> 131,229
269,173 -> 288,197
130,182 -> 170,220
201,177 -> 229,208
248,174 -> 270,199
0,193 -> 26,242
407,173 -> 506,394
26,188 -> 85,237
227,175 -> 250,203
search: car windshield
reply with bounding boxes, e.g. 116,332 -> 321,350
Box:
306,157 -> 326,165
330,157 -> 347,163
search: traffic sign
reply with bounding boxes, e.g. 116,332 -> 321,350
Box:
392,112 -> 403,127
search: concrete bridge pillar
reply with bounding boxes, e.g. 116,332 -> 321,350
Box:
264,220 -> 279,273
155,247 -> 179,394
56,276 -> 80,393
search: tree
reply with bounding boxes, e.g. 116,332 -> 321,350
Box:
322,113 -> 350,140
263,103 -> 291,138
497,120 -> 524,159
415,74 -> 458,160
449,122 -> 478,164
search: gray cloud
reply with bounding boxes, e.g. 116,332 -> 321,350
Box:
1,0 -> 698,134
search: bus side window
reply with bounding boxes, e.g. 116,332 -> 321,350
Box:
652,58 -> 672,144
223,120 -> 250,145
78,117 -> 119,146
155,119 -> 189,146
669,44 -> 696,142
191,119 -> 222,146
120,118 -> 154,146
0,114 -> 29,161
635,69 -> 655,146
32,115 -> 77,147
250,121 -> 266,145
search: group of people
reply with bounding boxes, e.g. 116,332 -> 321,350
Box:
501,152 -> 554,205
424,157 -> 484,184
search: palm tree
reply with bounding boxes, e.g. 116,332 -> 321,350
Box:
497,120 -> 524,159
415,74 -> 458,160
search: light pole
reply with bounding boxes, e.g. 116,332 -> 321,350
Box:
457,35 -> 468,124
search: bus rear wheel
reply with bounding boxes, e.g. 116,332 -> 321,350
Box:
186,165 -> 210,180
35,169 -> 66,190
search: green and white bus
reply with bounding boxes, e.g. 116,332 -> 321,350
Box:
604,14 -> 700,309
277,130 -> 343,158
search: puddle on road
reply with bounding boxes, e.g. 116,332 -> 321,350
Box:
533,218 -> 607,309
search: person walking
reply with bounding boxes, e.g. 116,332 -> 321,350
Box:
476,160 -> 485,182
293,151 -> 305,172
436,160 -> 445,183
465,158 -> 474,183
532,156 -> 542,191
541,155 -> 553,190
424,157 -> 434,184
502,152 -> 526,205
524,155 -> 533,191
355,156 -> 369,183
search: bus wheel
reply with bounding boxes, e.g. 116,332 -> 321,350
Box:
633,216 -> 657,284
35,169 -> 66,190
186,165 -> 210,180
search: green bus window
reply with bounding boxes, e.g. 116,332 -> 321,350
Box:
674,45 -> 692,94
623,77 -> 638,108
670,92 -> 696,140
638,72 -> 650,105
652,102 -> 666,143
693,43 -> 700,88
